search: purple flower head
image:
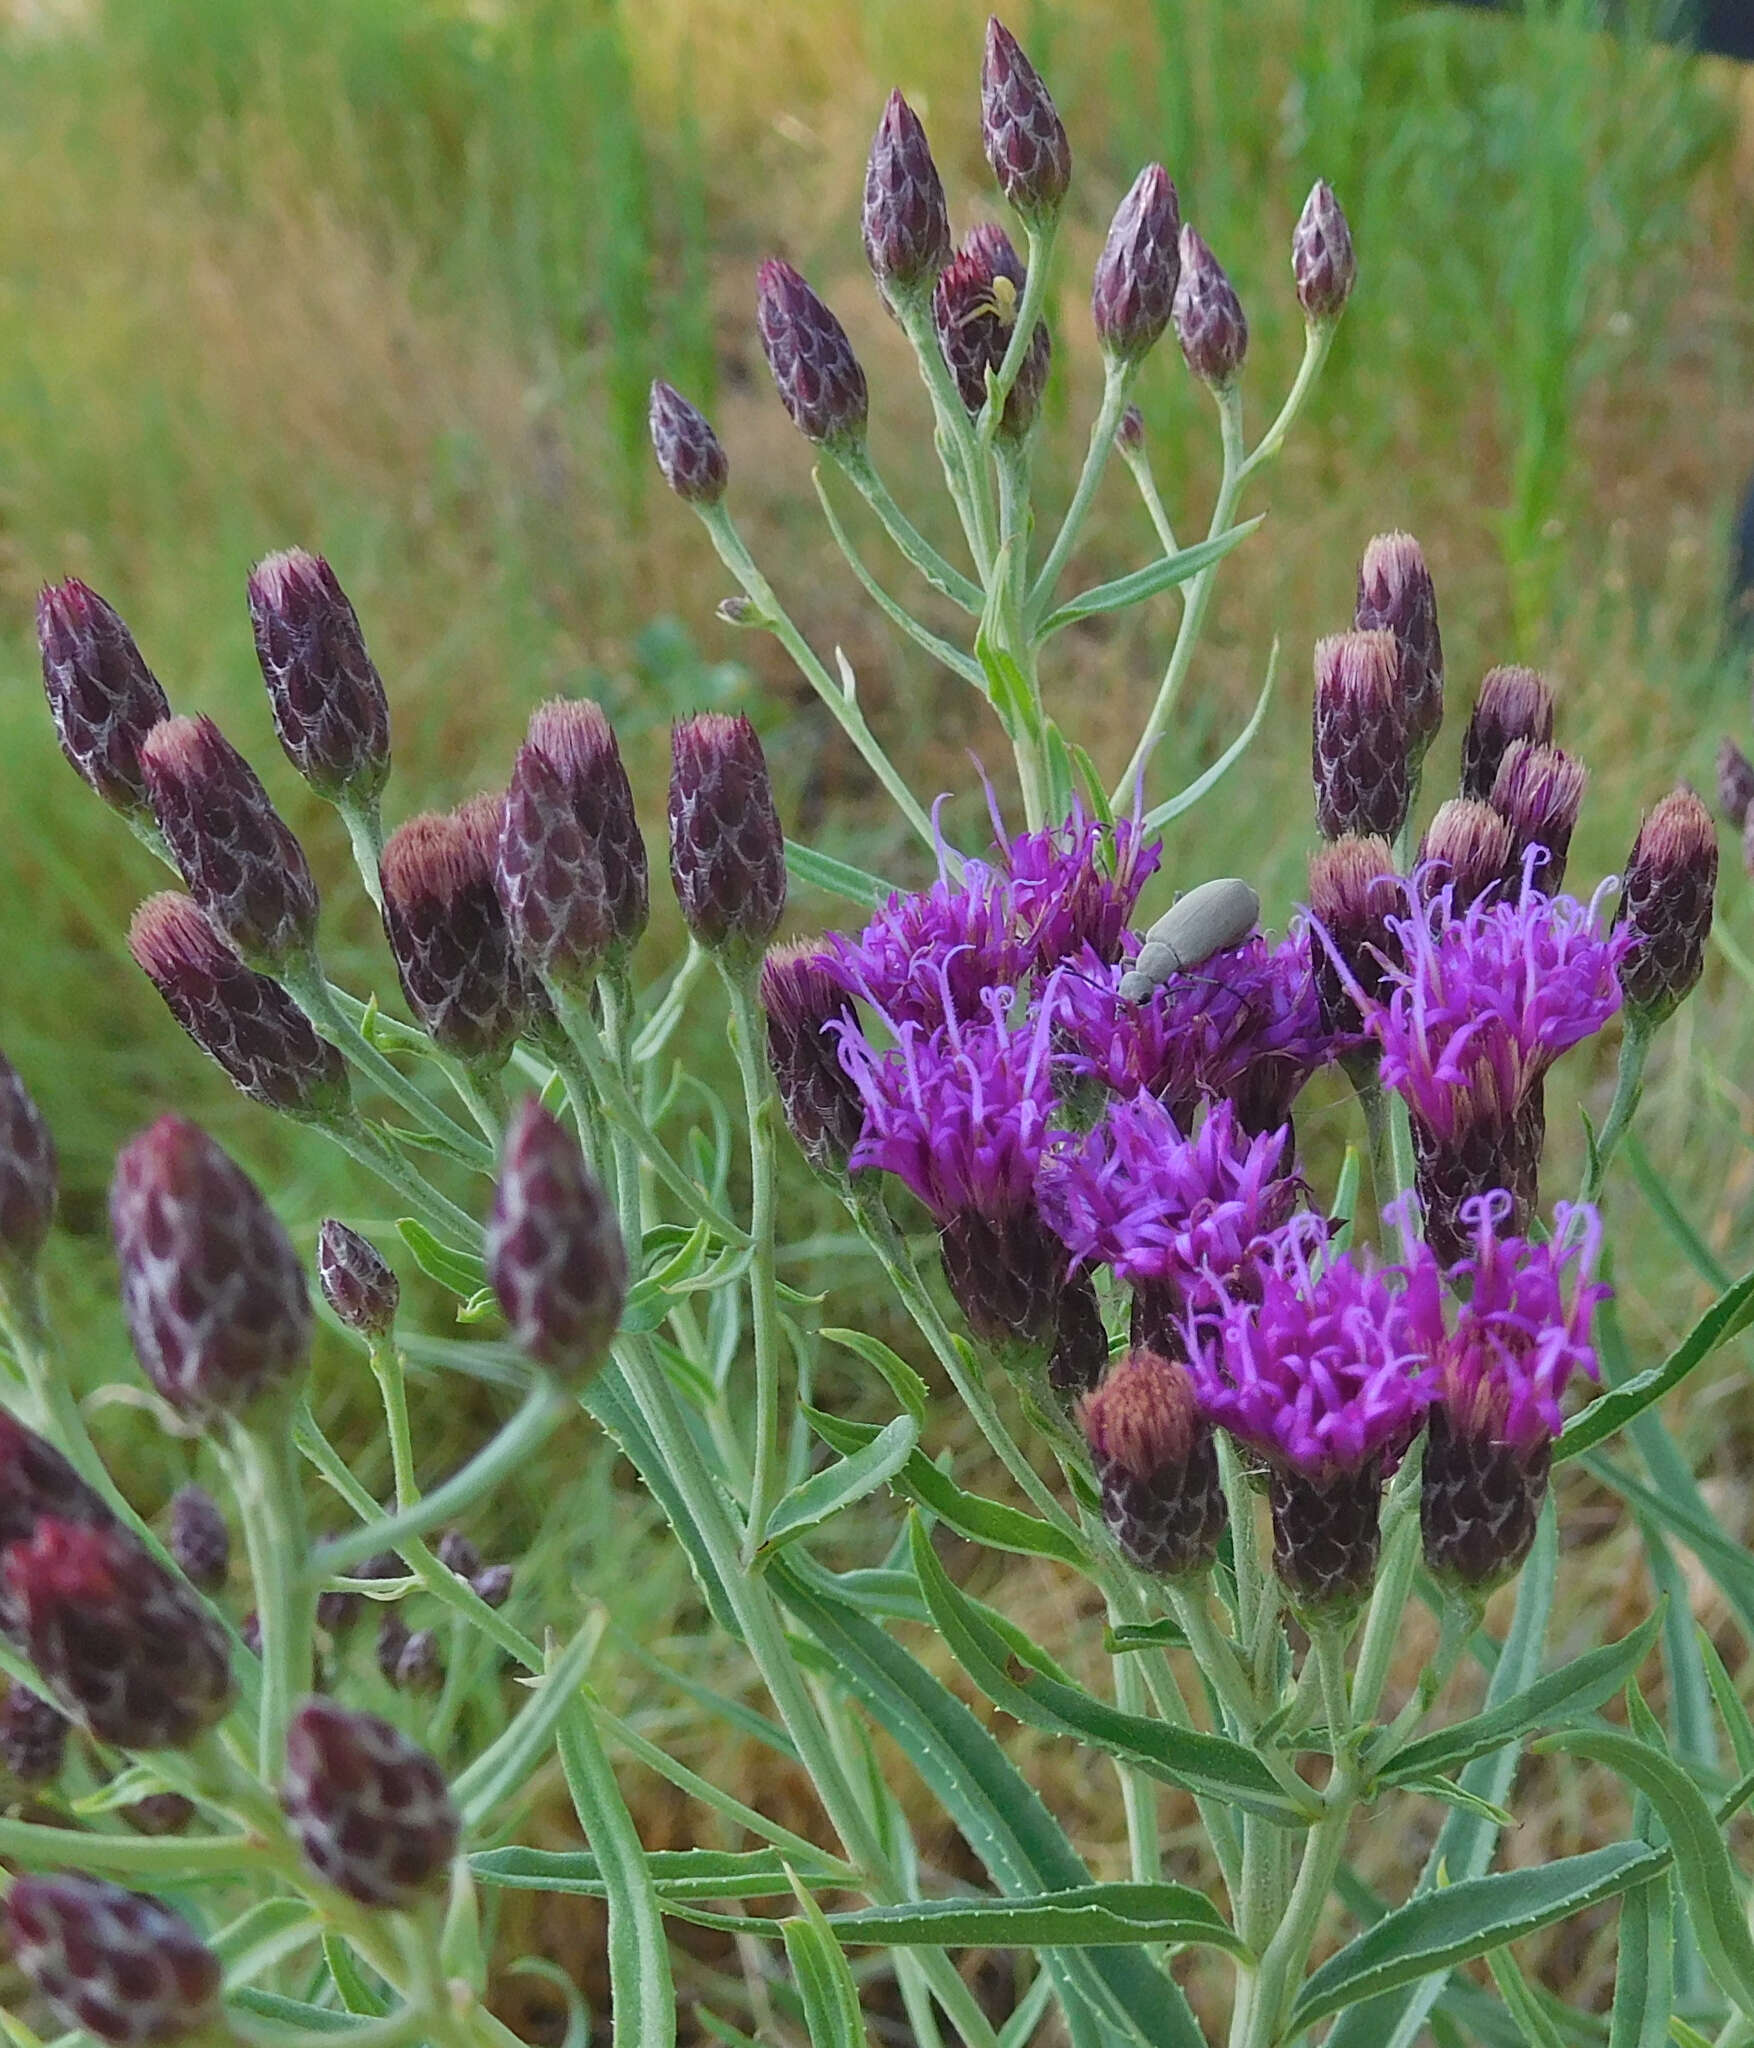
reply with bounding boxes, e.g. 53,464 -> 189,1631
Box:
998,805 -> 1162,971
828,850 -> 1023,1033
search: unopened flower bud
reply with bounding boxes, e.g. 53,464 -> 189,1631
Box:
1047,1275 -> 1108,1399
648,380 -> 729,505
1306,835 -> 1400,1035
756,260 -> 868,452
4,1874 -> 221,2047
1268,1459 -> 1387,1613
1092,165 -> 1181,363
435,1529 -> 481,1579
526,699 -> 649,961
167,1486 -> 229,1593
0,1685 -> 69,1784
248,550 -> 391,804
3,1519 -> 234,1749
1418,799 -> 1516,913
1354,532 -> 1443,757
1312,630 -> 1410,841
37,579 -> 171,822
111,1115 -> 311,1419
122,1794 -> 196,1837
472,1563 -> 514,1608
317,1220 -> 400,1339
380,798 -> 525,1068
759,943 -> 866,1173
932,223 -> 1052,437
282,1696 -> 460,1908
1116,403 -> 1146,454
717,596 -> 758,627
939,1206 -> 1065,1350
981,18 -> 1071,222
863,91 -> 952,303
1489,740 -> 1587,894
394,1626 -> 442,1692
0,1410 -> 112,1550
0,1048 -> 57,1280
1719,738 -> 1754,833
668,713 -> 786,964
129,894 -> 350,1122
1172,226 -> 1248,386
1615,786 -> 1718,1026
139,715 -> 320,971
497,741 -> 614,998
1080,1351 -> 1225,1576
1460,665 -> 1554,803
1292,180 -> 1356,323
487,1100 -> 628,1382
374,1609 -> 406,1684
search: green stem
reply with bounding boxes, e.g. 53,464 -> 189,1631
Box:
1235,321 -> 1332,484
1218,1434 -> 1265,1649
598,971 -> 650,1242
220,1404 -> 312,1777
1118,436 -> 1180,558
1368,1587 -> 1480,1772
977,217 -> 1058,456
1028,357 -> 1135,619
334,788 -> 387,915
0,1815 -> 274,1878
1239,1765 -> 1358,2048
318,1115 -> 482,1242
1312,1623 -> 1353,1755
1348,1460 -> 1422,1729
370,1339 -> 419,1512
813,470 -> 989,687
895,292 -> 996,577
833,446 -> 983,611
1107,1595 -> 1161,1886
724,973 -> 783,1560
1582,1014 -> 1654,1205
631,943 -> 708,1065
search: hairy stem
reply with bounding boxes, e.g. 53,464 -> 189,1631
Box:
724,972 -> 784,1559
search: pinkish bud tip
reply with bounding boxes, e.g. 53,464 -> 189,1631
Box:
863,90 -> 952,304
648,380 -> 729,505
1091,164 -> 1182,363
1172,225 -> 1248,386
668,712 -> 787,963
37,578 -> 171,821
317,1219 -> 400,1339
1293,180 -> 1356,323
248,549 -> 391,803
755,260 -> 869,451
0,1047 -> 57,1277
981,18 -> 1071,222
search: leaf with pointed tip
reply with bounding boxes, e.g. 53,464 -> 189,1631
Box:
758,1413 -> 920,1557
1040,519 -> 1264,636
1554,1271 -> 1754,1463
784,840 -> 899,911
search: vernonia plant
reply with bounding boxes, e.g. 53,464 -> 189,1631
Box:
2,18 -> 1744,2048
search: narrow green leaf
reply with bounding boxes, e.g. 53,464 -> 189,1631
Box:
1040,518 -> 1264,636
320,1932 -> 389,2017
783,1886 -> 868,2048
1609,1868 -> 1673,2048
1067,744 -> 1116,829
395,1219 -> 486,1302
1585,1453 -> 1754,1643
1698,1628 -> 1754,1775
1624,1133 -> 1733,1290
1395,1776 -> 1517,1827
1140,644 -> 1278,832
473,1846 -> 848,1901
1555,1272 -> 1754,1463
784,840 -> 899,911
973,620 -> 1040,741
1041,723 -> 1078,823
820,1328 -> 929,1424
1670,2020 -> 1715,2048
813,1885 -> 1245,1955
209,1899 -> 319,1985
1103,1619 -> 1189,1655
759,1414 -> 921,1556
1484,1945 -> 1570,2048
229,1990 -> 380,2034
453,1621 -> 601,1829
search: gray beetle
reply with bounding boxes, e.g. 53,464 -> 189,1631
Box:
1116,877 -> 1261,1003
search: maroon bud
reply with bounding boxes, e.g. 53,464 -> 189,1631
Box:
863,91 -> 953,303
472,1563 -> 514,1608
1091,165 -> 1181,363
759,943 -> 866,1174
122,1794 -> 196,1837
1719,738 -> 1754,833
435,1529 -> 481,1579
932,223 -> 1052,436
282,1696 -> 459,1908
380,798 -> 525,1068
1312,630 -> 1411,841
3,1519 -> 234,1749
111,1115 -> 312,1420
0,1684 -> 69,1784
756,260 -> 869,451
1422,1404 -> 1548,1591
4,1875 -> 221,2046
526,699 -> 649,961
248,550 -> 391,804
1616,786 -> 1718,1026
1046,1276 -> 1108,1400
487,1099 -> 628,1382
939,1206 -> 1064,1350
497,741 -> 614,998
981,18 -> 1071,222
138,715 -> 319,971
1418,799 -> 1516,913
0,1047 -> 58,1278
1116,403 -> 1146,454
166,1485 -> 229,1594
668,713 -> 787,964
1460,665 -> 1555,804
239,1611 -> 262,1658
37,579 -> 171,821
1268,1459 -> 1386,1613
0,1410 -> 113,1551
1080,1351 -> 1225,1577
1306,835 -> 1401,1035
1489,740 -> 1587,894
129,894 -> 350,1122
374,1609 -> 406,1684
394,1627 -> 443,1693
1172,226 -> 1248,386
317,1220 -> 400,1339
1292,180 -> 1356,323
1355,532 -> 1443,757
648,380 -> 729,506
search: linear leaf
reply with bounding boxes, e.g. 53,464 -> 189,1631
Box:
1040,519 -> 1263,635
1608,1861 -> 1672,2048
1484,1945 -> 1570,2048
758,1414 -> 921,1556
1142,643 -> 1279,831
453,1622 -> 600,1829
783,840 -> 899,911
783,1888 -> 868,2048
472,1847 -> 848,1901
395,1219 -> 486,1302
820,1329 -> 930,1424
1554,1271 -> 1754,1463
813,1885 -> 1246,1955
1699,1628 -> 1754,1775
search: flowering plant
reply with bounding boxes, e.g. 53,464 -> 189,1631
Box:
1,20 -> 1745,2048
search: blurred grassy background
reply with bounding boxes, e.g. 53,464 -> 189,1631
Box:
1,0 -> 1753,2033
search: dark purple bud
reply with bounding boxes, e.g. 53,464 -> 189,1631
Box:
1268,1458 -> 1386,1613
37,579 -> 171,822
317,1220 -> 400,1339
1091,165 -> 1181,363
138,715 -> 320,971
1615,786 -> 1718,1026
0,1410 -> 113,1551
129,894 -> 350,1122
1355,532 -> 1443,756
248,550 -> 391,804
1292,180 -> 1356,323
316,1588 -> 359,1633
981,18 -> 1071,222
1116,403 -> 1146,454
717,596 -> 758,627
1418,799 -> 1516,913
668,713 -> 786,965
4,1875 -> 221,2047
931,223 -> 1052,437
1306,835 -> 1401,1036
756,260 -> 869,452
472,1563 -> 514,1609
0,1684 -> 69,1784
526,699 -> 649,961
648,380 -> 729,506
1718,738 -> 1754,833
240,1610 -> 262,1658
380,798 -> 525,1068
166,1485 -> 229,1594
939,1206 -> 1064,1350
1312,630 -> 1410,841
1081,1351 -> 1226,1577
122,1794 -> 196,1837
1489,740 -> 1587,894
394,1627 -> 443,1693
1460,665 -> 1555,804
1172,226 -> 1248,386
1421,1404 -> 1548,1591
2,1519 -> 234,1749
863,91 -> 953,303
111,1115 -> 312,1420
1413,1108 -> 1543,1268
374,1610 -> 407,1684
497,742 -> 614,998
435,1529 -> 481,1579
282,1696 -> 459,1908
759,942 -> 866,1174
1046,1276 -> 1108,1400
0,1047 -> 58,1277
487,1100 -> 628,1382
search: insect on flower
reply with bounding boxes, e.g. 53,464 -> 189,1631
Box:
1117,877 -> 1261,1003
957,271 -> 1021,330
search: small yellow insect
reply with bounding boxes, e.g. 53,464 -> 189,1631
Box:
958,272 -> 1020,330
